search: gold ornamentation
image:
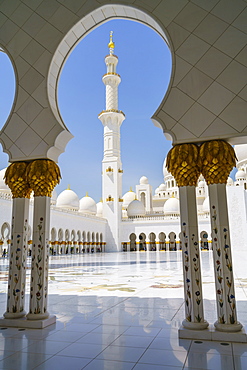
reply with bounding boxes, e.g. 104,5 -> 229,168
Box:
26,160 -> 61,197
106,167 -> 113,172
166,144 -> 200,187
199,140 -> 236,185
4,162 -> 31,198
119,198 -> 123,202
108,31 -> 115,54
118,169 -> 123,173
106,196 -> 114,202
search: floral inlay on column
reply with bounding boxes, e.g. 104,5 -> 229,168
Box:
3,162 -> 31,319
26,159 -> 61,320
167,144 -> 208,330
200,140 -> 243,332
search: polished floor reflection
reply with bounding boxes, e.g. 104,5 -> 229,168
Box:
0,250 -> 246,369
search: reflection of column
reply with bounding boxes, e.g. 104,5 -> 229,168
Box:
4,162 -> 31,319
26,160 -> 60,321
200,140 -> 242,332
167,144 -> 208,330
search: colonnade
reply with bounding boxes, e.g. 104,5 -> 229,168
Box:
167,140 -> 243,334
2,159 -> 60,325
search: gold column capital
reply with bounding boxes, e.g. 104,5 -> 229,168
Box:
4,162 -> 31,198
199,140 -> 236,185
26,159 -> 61,197
166,143 -> 200,187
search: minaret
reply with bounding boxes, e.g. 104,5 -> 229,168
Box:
98,32 -> 125,252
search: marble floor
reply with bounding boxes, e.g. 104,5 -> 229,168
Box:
0,250 -> 246,369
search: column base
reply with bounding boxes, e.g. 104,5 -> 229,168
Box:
3,311 -> 27,319
0,314 -> 56,329
26,312 -> 50,321
179,324 -> 247,343
182,319 -> 209,330
214,320 -> 243,332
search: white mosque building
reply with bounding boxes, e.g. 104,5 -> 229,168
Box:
0,35 -> 247,256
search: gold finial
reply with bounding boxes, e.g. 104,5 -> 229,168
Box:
108,31 -> 115,54
86,192 -> 88,197
130,186 -> 133,192
100,198 -> 103,202
67,184 -> 70,190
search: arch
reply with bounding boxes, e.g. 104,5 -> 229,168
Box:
129,233 -> 136,252
51,227 -> 56,242
168,231 -> 176,251
77,230 -> 81,242
47,5 -> 171,159
149,232 -> 156,251
140,192 -> 146,208
58,228 -> 63,241
1,222 -> 10,240
159,232 -> 166,251
139,232 -> 146,251
200,231 -> 209,250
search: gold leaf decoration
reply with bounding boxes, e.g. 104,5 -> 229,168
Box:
166,144 -> 200,187
199,140 -> 236,185
4,162 -> 31,198
26,160 -> 61,197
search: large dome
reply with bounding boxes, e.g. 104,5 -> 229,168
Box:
127,199 -> 145,217
56,189 -> 79,210
122,189 -> 136,208
0,168 -> 10,192
163,197 -> 179,214
235,144 -> 247,167
79,195 -> 96,215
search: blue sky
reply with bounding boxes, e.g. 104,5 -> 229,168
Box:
0,19 -> 173,201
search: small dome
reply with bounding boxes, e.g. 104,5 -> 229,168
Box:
198,180 -> 205,188
227,177 -> 234,186
122,189 -> 136,208
96,201 -> 103,217
235,169 -> 246,180
140,176 -> 148,185
155,187 -> 160,195
0,168 -> 10,193
203,196 -> 210,213
163,197 -> 179,214
127,199 -> 145,217
159,183 -> 166,191
79,195 -> 96,215
56,189 -> 79,210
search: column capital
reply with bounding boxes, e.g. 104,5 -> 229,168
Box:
4,162 -> 31,198
199,140 -> 236,185
26,159 -> 61,197
166,143 -> 200,187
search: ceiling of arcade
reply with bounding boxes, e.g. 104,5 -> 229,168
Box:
0,0 -> 246,162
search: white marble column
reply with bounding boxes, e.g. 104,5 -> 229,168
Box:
179,186 -> 209,330
4,198 -> 29,319
27,196 -> 51,320
208,183 -> 242,332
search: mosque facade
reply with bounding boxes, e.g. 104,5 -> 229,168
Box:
0,34 -> 247,257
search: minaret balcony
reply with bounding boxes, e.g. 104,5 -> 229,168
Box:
98,109 -> 125,117
102,73 -> 121,86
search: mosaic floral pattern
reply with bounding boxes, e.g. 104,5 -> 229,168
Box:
211,204 -> 236,325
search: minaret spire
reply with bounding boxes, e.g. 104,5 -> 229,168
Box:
98,33 -> 125,252
108,31 -> 115,55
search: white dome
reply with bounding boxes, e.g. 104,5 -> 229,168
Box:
159,183 -> 166,191
79,195 -> 96,215
227,177 -> 234,186
203,196 -> 210,213
163,197 -> 179,214
122,189 -> 136,208
96,201 -> 103,217
140,176 -> 148,185
235,144 -> 247,166
56,189 -> 79,210
155,187 -> 159,195
0,168 -> 10,192
235,169 -> 246,180
127,199 -> 145,217
198,180 -> 205,188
